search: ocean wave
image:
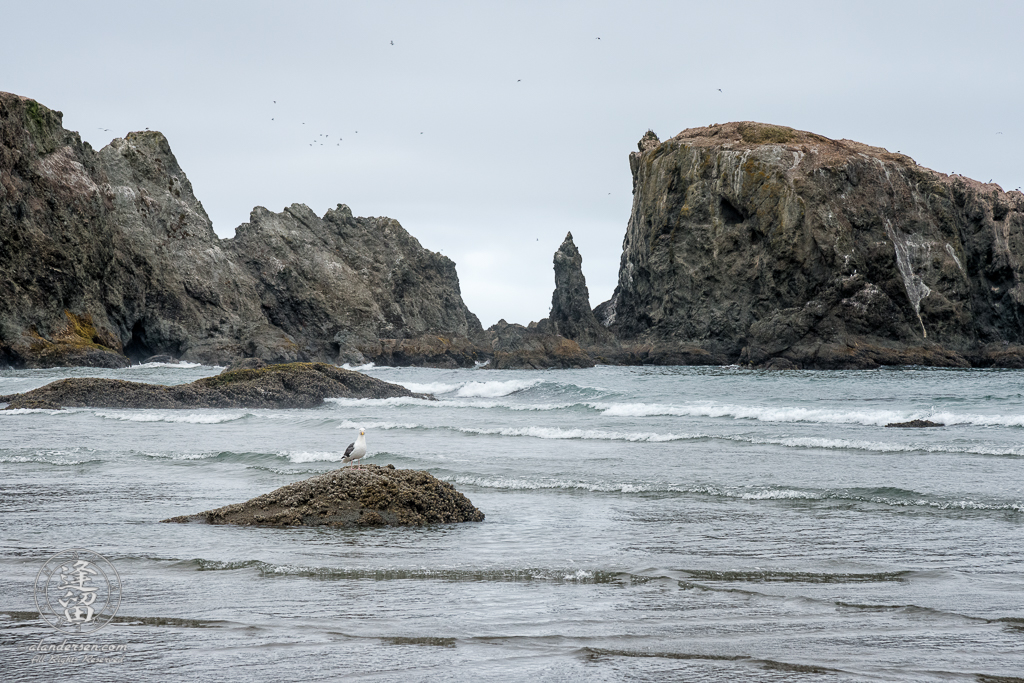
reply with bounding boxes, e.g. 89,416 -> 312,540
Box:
186,558 -> 614,583
455,379 -> 542,398
93,411 -> 252,424
336,420 -> 422,431
280,450 -> 377,463
398,381 -> 462,395
0,408 -> 64,415
596,401 -> 1024,428
126,361 -> 206,369
0,453 -> 103,466
440,476 -> 1023,512
325,396 -> 437,408
456,425 -> 698,442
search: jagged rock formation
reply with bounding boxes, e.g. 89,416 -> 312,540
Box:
485,319 -> 593,369
597,123 -> 1024,369
162,464 -> 485,528
549,232 -> 612,345
0,362 -> 430,410
0,92 -> 483,369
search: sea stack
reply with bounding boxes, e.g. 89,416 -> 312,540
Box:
596,122 -> 1024,369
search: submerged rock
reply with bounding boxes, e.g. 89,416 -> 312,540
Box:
0,362 -> 429,409
161,464 -> 485,528
885,419 -> 944,428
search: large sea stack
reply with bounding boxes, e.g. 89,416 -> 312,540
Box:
0,92 -> 484,369
595,124 -> 1024,368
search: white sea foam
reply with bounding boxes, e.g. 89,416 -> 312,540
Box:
336,420 -> 421,430
283,450 -> 375,463
598,402 -> 907,425
326,396 -> 438,408
454,379 -> 542,398
441,475 -> 1023,511
597,401 -> 1024,428
398,382 -> 461,395
0,408 -> 63,415
94,411 -> 250,424
341,362 -> 397,371
456,425 -> 698,442
127,361 -> 205,369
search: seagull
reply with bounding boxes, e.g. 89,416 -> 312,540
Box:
718,88 -> 722,92
390,40 -> 394,45
343,427 -> 367,464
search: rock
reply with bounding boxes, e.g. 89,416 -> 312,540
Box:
761,357 -> 800,371
886,419 -> 944,428
549,232 -> 613,345
0,362 -> 430,409
484,319 -> 594,369
0,92 -> 484,369
222,357 -> 269,372
358,335 -> 487,368
600,122 -> 1024,369
161,464 -> 485,527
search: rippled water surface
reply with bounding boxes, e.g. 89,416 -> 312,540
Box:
2,363 -> 1023,681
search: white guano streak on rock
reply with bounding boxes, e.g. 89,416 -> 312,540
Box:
884,218 -> 931,338
874,158 -> 931,338
945,243 -> 965,273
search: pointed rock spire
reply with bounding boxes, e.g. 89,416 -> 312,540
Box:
549,232 -> 612,345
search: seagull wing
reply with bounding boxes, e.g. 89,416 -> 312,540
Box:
344,442 -> 355,458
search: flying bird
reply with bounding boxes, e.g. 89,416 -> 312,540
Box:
343,427 -> 367,464
717,88 -> 722,92
390,40 -> 394,45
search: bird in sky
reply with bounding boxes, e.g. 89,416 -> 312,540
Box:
517,79 -> 521,82
390,40 -> 393,45
342,428 -> 367,464
596,37 -> 600,39
718,88 -> 722,92
997,132 -> 1004,134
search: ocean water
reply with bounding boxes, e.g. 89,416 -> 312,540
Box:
1,363 -> 1023,681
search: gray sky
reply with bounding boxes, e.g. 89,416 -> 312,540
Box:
4,1 -> 1022,326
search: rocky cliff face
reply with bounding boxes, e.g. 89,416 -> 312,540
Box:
597,123 -> 1024,368
0,92 -> 482,368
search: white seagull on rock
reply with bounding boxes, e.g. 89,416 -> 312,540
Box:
342,427 -> 367,465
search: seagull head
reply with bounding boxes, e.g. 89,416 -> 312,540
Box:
360,428 -> 365,436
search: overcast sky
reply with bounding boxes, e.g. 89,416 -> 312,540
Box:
4,1 -> 1022,326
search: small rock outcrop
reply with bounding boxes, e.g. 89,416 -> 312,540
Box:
484,319 -> 594,369
885,419 -> 944,428
596,122 -> 1024,369
161,464 -> 485,528
0,92 -> 483,369
0,362 -> 429,409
